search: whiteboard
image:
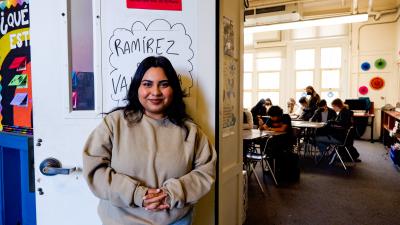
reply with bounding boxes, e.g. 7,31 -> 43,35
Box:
98,0 -> 215,114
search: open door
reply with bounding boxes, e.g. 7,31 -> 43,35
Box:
31,0 -> 217,224
218,0 -> 244,224
30,0 -> 102,224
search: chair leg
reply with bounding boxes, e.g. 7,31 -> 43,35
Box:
334,148 -> 347,170
249,163 -> 265,194
344,146 -> 355,162
264,159 -> 278,186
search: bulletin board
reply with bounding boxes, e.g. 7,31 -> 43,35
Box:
0,0 -> 32,134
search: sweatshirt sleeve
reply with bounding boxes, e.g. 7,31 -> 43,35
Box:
82,118 -> 148,208
162,128 -> 217,209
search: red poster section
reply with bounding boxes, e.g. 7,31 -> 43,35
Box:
126,0 -> 182,11
13,63 -> 32,127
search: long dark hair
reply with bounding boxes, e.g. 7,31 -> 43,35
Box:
109,56 -> 191,137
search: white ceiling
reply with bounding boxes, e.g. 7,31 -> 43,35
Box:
247,0 -> 400,17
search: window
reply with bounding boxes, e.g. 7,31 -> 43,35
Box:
243,43 -> 345,110
296,71 -> 313,89
243,53 -> 254,109
294,46 -> 343,104
243,73 -> 252,90
70,0 -> 94,111
243,92 -> 252,110
243,50 -> 282,108
320,47 -> 342,102
295,49 -> 315,102
258,72 -> 279,89
256,55 -> 281,105
295,49 -> 315,70
258,92 -> 279,106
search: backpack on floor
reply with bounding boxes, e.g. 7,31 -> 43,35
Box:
274,152 -> 300,185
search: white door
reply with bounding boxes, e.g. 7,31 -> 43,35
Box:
30,0 -> 102,224
218,0 -> 244,224
31,0 -> 217,225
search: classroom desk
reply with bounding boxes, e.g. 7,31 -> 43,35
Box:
242,129 -> 286,191
353,112 -> 375,143
242,129 -> 286,140
291,121 -> 326,129
291,121 -> 326,157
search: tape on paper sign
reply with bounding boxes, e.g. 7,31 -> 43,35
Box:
369,77 -> 385,90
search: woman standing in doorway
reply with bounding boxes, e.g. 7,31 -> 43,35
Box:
83,56 -> 216,225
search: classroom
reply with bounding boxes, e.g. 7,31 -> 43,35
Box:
0,0 -> 399,225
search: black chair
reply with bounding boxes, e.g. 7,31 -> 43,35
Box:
328,127 -> 355,171
245,136 -> 278,192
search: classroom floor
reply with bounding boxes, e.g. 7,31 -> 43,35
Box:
244,140 -> 400,225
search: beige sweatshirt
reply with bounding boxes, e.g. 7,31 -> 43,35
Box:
83,110 -> 216,225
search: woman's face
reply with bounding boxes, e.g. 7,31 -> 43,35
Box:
138,67 -> 173,119
332,105 -> 340,112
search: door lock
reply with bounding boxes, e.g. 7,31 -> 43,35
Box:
39,158 -> 76,176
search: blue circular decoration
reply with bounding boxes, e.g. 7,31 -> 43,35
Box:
327,92 -> 334,98
361,62 -> 370,71
301,92 -> 307,97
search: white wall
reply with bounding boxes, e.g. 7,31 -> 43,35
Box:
350,13 -> 400,139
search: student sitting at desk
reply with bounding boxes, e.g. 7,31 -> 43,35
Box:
310,99 -> 337,122
286,98 -> 301,117
258,106 -> 293,151
251,99 -> 267,127
258,106 -> 299,183
243,108 -> 253,130
298,97 -> 314,121
315,98 -> 361,161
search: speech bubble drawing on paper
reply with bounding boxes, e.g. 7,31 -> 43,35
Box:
108,19 -> 194,106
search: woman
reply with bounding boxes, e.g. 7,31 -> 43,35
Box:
265,98 -> 273,114
315,98 -> 353,153
286,98 -> 300,117
83,56 -> 216,225
305,85 -> 320,113
243,108 -> 253,130
251,99 -> 267,127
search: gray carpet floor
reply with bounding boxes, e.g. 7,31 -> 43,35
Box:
244,141 -> 400,225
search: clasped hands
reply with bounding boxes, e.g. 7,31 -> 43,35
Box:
143,188 -> 170,211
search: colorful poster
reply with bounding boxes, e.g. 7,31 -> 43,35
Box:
0,0 -> 32,131
126,0 -> 182,11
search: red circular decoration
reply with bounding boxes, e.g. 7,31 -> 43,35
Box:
358,86 -> 368,95
369,77 -> 385,90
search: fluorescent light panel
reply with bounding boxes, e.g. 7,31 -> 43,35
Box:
245,14 -> 368,33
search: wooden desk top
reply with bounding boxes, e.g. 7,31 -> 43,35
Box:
242,129 -> 286,140
291,121 -> 326,128
384,111 -> 400,120
353,112 -> 375,117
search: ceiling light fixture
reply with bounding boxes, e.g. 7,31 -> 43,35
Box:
245,13 -> 368,33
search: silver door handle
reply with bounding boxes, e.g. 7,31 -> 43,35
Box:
39,158 -> 76,176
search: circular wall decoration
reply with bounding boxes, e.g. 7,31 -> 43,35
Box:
374,58 -> 387,69
361,62 -> 370,71
369,77 -> 385,90
358,86 -> 368,95
327,92 -> 334,98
